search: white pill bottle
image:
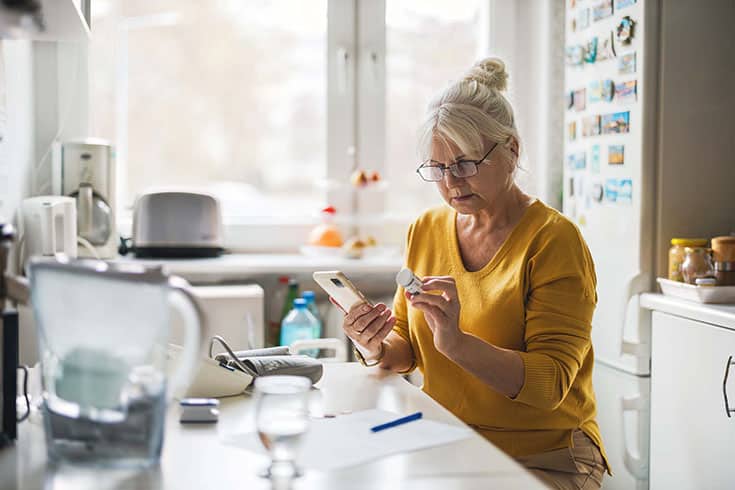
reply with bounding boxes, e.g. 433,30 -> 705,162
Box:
396,268 -> 423,295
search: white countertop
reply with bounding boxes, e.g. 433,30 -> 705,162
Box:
0,363 -> 543,489
117,253 -> 404,283
640,293 -> 735,331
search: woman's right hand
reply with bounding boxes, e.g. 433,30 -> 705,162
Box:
332,299 -> 396,359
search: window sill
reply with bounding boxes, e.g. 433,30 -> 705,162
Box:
117,251 -> 404,284
118,214 -> 414,253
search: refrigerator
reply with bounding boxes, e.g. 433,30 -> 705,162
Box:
562,1 -> 735,488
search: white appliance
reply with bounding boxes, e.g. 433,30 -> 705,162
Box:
20,196 -> 78,268
131,191 -> 224,258
169,284 -> 265,351
563,2 -> 735,488
53,138 -> 117,259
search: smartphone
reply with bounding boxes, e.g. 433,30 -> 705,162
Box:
312,270 -> 373,313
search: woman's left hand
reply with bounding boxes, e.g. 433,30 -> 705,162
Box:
407,276 -> 466,356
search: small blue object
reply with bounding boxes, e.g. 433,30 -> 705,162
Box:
370,411 -> 423,433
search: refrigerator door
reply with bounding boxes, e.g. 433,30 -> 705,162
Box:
593,362 -> 650,490
563,0 -> 657,375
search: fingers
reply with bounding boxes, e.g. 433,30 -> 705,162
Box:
357,308 -> 395,341
410,301 -> 443,335
420,276 -> 458,301
364,317 -> 396,351
410,299 -> 446,322
345,301 -> 373,325
358,313 -> 396,350
350,304 -> 388,334
410,291 -> 449,311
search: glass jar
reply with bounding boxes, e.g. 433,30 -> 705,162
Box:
680,246 -> 715,284
668,238 -> 708,282
711,236 -> 735,286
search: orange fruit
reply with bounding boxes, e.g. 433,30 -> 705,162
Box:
308,225 -> 343,247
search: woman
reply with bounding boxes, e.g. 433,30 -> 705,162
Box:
339,58 -> 609,489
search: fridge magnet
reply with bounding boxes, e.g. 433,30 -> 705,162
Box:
569,176 -> 575,198
617,178 -> 633,203
608,144 -> 625,165
601,79 -> 615,102
571,17 -> 577,32
616,16 -> 636,45
567,151 -> 587,170
573,88 -> 587,111
592,0 -> 614,22
615,80 -> 637,103
618,52 -> 636,74
566,91 -> 575,109
601,111 -> 630,134
604,178 -> 618,202
582,115 -> 601,137
566,45 -> 585,66
577,8 -> 591,30
569,0 -> 576,9
584,37 -> 598,63
588,81 -> 602,103
597,31 -> 617,61
568,121 -> 578,141
615,0 -> 636,9
591,144 -> 601,173
592,182 -> 605,202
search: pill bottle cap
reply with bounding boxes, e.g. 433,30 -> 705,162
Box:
396,268 -> 416,287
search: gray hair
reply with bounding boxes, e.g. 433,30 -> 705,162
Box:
418,57 -> 520,165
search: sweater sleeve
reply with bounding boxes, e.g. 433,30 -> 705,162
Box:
513,221 -> 597,410
391,222 -> 415,344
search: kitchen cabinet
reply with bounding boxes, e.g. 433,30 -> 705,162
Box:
649,310 -> 735,489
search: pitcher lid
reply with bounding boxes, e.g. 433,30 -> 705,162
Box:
28,256 -> 171,284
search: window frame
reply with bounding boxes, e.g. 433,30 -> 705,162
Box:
106,0 -> 498,253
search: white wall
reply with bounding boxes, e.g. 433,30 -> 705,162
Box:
487,0 -> 565,209
1,39 -> 88,366
1,40 -> 34,253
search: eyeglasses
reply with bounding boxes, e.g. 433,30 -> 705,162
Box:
416,143 -> 499,182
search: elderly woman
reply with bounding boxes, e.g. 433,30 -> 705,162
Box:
340,58 -> 609,489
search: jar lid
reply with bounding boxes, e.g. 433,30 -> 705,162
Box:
712,236 -> 735,244
671,238 -> 708,246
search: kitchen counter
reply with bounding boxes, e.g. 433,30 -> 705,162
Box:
117,253 -> 404,284
0,363 -> 544,489
640,293 -> 735,331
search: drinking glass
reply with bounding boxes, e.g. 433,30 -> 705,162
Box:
254,375 -> 311,479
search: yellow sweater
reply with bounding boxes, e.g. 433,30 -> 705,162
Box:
392,200 -> 608,468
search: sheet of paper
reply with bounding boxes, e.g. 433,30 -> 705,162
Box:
222,409 -> 473,471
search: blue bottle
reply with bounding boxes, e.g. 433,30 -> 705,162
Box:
280,298 -> 320,355
301,291 -> 323,340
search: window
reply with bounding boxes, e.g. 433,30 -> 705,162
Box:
88,0 -> 490,250
384,1 -> 487,217
89,0 -> 327,220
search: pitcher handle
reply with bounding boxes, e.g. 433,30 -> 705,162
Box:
167,276 -> 209,399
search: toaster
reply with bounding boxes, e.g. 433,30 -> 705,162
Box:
132,191 -> 224,258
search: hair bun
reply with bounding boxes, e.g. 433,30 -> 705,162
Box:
465,57 -> 508,92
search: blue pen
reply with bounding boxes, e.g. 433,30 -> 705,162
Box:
370,411 -> 423,433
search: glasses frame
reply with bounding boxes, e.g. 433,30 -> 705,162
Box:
416,142 -> 500,182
